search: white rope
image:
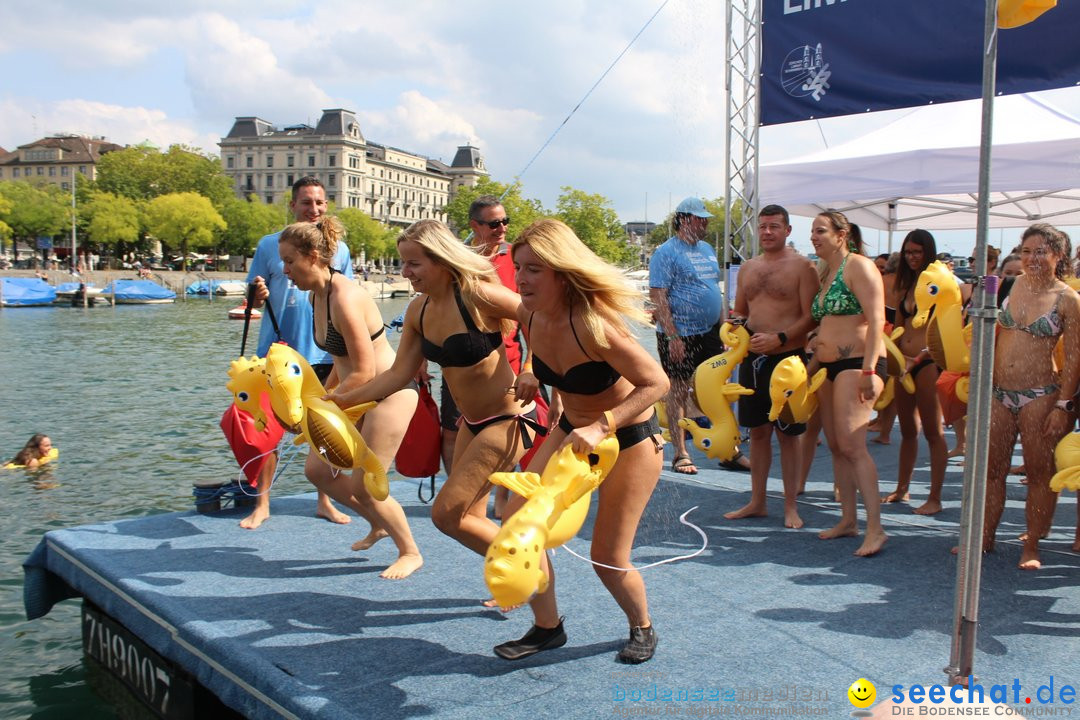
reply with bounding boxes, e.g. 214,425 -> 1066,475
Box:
556,505 -> 708,572
235,432 -> 301,496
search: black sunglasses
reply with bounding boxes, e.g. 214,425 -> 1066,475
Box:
479,217 -> 510,229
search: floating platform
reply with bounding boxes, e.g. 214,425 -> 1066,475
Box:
22,443 -> 1080,719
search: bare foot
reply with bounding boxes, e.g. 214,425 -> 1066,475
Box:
724,502 -> 767,520
819,521 -> 858,540
947,445 -> 965,458
855,530 -> 888,557
1072,537 -> 1080,553
1018,546 -> 1042,570
316,504 -> 352,525
1009,464 -> 1026,476
882,489 -> 910,503
784,508 -> 804,529
913,499 -> 943,516
351,528 -> 389,551
380,552 -> 424,579
871,435 -> 891,445
239,506 -> 270,530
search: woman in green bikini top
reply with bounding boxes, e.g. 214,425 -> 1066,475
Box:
811,253 -> 863,321
808,211 -> 889,558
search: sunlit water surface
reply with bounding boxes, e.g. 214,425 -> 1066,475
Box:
0,295 -> 413,718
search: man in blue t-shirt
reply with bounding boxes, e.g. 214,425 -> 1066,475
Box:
241,176 -> 353,530
649,197 -> 727,475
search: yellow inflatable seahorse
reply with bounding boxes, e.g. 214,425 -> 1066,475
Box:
227,356 -> 274,428
262,343 -> 389,501
1050,432 -> 1080,492
485,436 -> 620,609
679,323 -> 753,461
913,260 -> 972,402
767,355 -> 827,424
875,325 -> 917,410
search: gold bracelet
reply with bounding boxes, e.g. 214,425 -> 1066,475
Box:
603,410 -> 617,435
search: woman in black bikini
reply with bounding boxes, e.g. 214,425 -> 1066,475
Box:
494,218 -> 668,665
279,218 -> 423,579
328,220 -> 543,560
881,229 -> 949,515
809,211 -> 888,557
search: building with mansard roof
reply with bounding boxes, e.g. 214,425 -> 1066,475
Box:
219,109 -> 487,226
0,134 -> 125,190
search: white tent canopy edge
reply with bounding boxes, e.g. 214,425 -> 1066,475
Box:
757,94 -> 1080,232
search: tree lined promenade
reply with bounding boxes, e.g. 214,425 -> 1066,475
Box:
1,143 -> 733,274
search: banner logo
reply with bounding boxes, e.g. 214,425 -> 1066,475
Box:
781,43 -> 831,101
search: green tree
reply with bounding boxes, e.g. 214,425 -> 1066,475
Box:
81,190 -> 142,256
336,208 -> 397,265
444,179 -> 546,241
0,181 -> 69,261
555,186 -> 635,265
220,196 -> 285,260
0,192 -> 12,252
95,144 -> 233,207
144,192 -> 226,271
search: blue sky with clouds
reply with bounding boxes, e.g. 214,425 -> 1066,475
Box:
2,0 -> 1078,257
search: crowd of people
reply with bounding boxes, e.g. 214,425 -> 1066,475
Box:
719,208 -> 1079,571
125,177 -> 1073,665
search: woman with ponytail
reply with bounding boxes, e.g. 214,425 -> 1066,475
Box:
278,217 -> 423,579
808,211 -> 888,557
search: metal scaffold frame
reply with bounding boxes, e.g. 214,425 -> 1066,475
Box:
724,0 -> 761,293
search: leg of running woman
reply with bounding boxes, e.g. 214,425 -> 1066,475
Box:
431,416 -> 529,555
591,438 -> 663,661
352,387 -> 423,579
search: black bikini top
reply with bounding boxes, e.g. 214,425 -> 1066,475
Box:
529,311 -> 620,395
313,268 -> 385,357
419,286 -> 502,368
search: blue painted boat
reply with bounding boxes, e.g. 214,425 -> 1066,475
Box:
0,277 -> 57,307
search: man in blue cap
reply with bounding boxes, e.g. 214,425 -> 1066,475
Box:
649,196 -> 732,475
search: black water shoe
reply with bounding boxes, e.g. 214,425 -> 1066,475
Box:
493,618 -> 567,660
616,625 -> 658,664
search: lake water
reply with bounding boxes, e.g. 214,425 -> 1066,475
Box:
0,295 -> 414,718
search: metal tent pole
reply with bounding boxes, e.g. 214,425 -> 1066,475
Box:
945,0 -> 1000,687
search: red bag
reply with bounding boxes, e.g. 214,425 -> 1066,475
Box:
395,382 -> 441,479
221,393 -> 285,486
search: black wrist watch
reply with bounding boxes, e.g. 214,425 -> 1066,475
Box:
1055,399 -> 1075,413
776,331 -> 788,346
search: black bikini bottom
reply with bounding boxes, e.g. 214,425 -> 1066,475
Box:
820,356 -> 888,383
460,404 -> 547,449
557,412 -> 661,451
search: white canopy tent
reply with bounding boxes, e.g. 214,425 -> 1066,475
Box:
757,94 -> 1080,235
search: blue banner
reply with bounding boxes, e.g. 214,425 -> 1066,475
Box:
761,1 -> 1080,126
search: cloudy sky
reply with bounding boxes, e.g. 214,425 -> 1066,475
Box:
2,0 -> 1078,256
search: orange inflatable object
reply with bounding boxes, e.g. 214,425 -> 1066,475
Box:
998,0 -> 1056,28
